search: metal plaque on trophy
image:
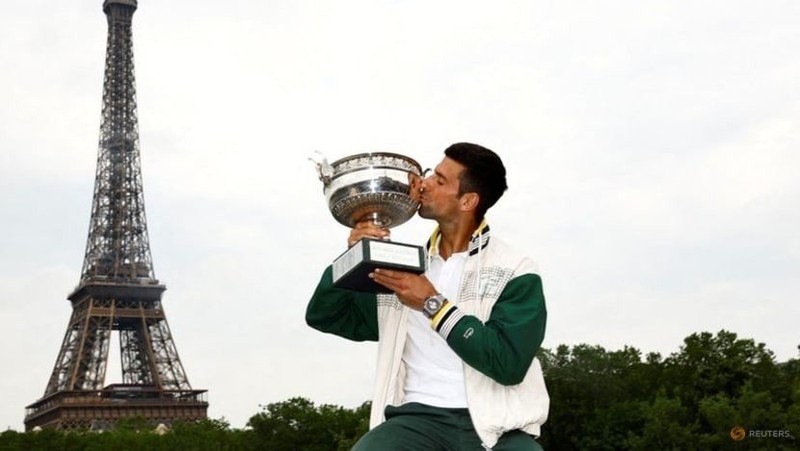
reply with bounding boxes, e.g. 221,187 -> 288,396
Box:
312,152 -> 425,293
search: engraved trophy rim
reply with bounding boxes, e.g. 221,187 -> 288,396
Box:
329,151 -> 422,169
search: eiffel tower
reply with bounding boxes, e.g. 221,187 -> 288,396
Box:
25,0 -> 207,430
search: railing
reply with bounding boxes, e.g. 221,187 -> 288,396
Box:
25,387 -> 208,418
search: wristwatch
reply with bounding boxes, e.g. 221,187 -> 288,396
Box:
423,294 -> 446,319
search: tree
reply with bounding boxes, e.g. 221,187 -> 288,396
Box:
246,397 -> 369,450
664,331 -> 781,406
538,344 -> 652,450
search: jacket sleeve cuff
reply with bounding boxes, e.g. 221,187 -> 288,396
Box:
430,301 -> 466,339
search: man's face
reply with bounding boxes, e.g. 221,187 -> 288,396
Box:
418,157 -> 465,220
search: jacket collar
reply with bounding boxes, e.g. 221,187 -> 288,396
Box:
426,218 -> 491,257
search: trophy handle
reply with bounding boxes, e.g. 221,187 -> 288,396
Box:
309,151 -> 333,186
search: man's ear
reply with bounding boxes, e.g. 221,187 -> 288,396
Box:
460,192 -> 479,213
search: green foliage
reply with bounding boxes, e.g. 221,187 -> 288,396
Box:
246,397 -> 370,451
2,331 -> 795,450
538,330 -> 798,450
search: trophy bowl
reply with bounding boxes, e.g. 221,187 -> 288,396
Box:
316,152 -> 423,228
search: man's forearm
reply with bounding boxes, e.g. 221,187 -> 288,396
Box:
433,273 -> 547,385
306,266 -> 380,342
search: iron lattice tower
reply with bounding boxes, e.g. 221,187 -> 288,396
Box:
25,0 -> 207,431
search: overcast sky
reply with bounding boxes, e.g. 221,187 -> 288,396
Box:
1,0 -> 798,431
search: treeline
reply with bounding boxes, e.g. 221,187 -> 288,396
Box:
538,330 -> 798,450
1,330 -> 797,450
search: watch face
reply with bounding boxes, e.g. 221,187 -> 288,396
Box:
425,297 -> 442,312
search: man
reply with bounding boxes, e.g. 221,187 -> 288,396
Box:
306,143 -> 548,450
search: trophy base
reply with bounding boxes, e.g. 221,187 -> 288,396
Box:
332,238 -> 425,293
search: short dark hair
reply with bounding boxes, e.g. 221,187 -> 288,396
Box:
444,142 -> 508,220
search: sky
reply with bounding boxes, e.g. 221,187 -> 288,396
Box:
1,0 -> 798,431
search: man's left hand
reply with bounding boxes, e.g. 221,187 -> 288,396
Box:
369,268 -> 437,311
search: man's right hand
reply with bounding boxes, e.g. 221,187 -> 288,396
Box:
348,221 -> 390,247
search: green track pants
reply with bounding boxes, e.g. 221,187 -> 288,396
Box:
352,402 -> 543,451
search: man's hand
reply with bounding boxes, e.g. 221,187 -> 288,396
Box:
348,221 -> 390,247
369,268 -> 437,311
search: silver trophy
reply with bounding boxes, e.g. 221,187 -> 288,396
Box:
312,152 -> 426,292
